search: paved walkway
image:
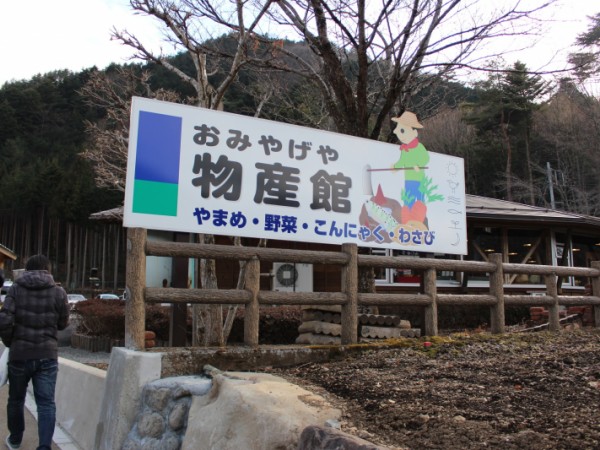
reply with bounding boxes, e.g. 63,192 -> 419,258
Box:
0,384 -> 65,449
0,343 -> 80,449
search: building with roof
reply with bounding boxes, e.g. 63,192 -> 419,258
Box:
89,194 -> 600,296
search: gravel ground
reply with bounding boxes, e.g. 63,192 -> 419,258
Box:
59,328 -> 600,450
269,328 -> 600,450
58,346 -> 111,367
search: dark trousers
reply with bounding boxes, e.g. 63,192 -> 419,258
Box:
7,359 -> 58,450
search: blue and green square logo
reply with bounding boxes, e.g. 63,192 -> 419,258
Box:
133,111 -> 182,216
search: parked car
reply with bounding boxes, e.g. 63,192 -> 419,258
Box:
95,293 -> 120,300
67,293 -> 86,309
1,280 -> 13,303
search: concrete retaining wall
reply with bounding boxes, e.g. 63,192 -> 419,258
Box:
56,358 -> 106,450
95,348 -> 162,450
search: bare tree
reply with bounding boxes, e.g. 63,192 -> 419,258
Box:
238,66 -> 333,129
533,80 -> 600,214
86,0 -> 559,339
265,0 -> 557,141
420,107 -> 476,157
113,0 -> 275,110
261,0 -> 557,291
80,67 -> 182,192
109,0 -> 278,346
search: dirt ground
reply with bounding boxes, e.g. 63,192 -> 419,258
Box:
268,328 -> 600,450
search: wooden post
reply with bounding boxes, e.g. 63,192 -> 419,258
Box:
170,233 -> 189,347
489,253 -> 505,334
341,243 -> 358,345
590,261 -> 600,328
501,228 -> 509,284
125,227 -> 146,350
244,257 -> 260,347
423,268 -> 438,336
546,271 -> 559,331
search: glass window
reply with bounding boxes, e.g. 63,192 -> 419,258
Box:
372,249 -> 460,285
570,236 -> 600,287
507,230 -> 547,285
371,228 -> 599,289
555,233 -> 576,287
470,227 -> 501,261
371,248 -> 388,282
433,253 -> 460,283
507,230 -> 547,265
391,250 -> 421,284
468,227 -> 501,280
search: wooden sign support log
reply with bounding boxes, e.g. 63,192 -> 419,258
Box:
423,268 -> 438,336
592,261 -> 600,328
546,271 -> 560,332
341,243 -> 358,345
125,227 -> 147,350
489,253 -> 505,334
244,257 -> 260,347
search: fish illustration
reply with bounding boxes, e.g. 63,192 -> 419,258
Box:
365,200 -> 399,233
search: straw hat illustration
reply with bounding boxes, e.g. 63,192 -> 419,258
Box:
391,111 -> 423,129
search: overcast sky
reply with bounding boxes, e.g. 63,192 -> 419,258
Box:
0,0 -> 164,85
0,0 -> 597,86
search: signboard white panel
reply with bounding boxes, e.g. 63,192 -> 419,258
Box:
124,97 -> 467,254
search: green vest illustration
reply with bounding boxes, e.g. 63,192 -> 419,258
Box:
359,111 -> 443,245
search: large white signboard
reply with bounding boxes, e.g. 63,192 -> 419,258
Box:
124,97 -> 467,255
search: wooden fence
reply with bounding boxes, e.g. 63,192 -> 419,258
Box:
125,228 -> 600,350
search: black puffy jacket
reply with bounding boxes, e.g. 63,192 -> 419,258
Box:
1,270 -> 69,360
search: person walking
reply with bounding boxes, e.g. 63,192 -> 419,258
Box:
0,255 -> 69,450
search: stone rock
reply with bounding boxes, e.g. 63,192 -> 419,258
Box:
298,425 -> 392,450
168,400 -> 189,431
152,376 -> 212,400
325,419 -> 341,429
296,332 -> 341,345
137,412 -> 165,438
181,372 -> 341,450
121,438 -> 141,450
145,387 -> 172,412
416,414 -> 430,424
161,434 -> 181,450
95,348 -> 162,450
138,437 -> 163,450
124,376 -> 211,448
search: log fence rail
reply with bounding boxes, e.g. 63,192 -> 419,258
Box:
125,228 -> 600,350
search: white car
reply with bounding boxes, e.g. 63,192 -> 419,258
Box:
1,280 -> 13,303
96,293 -> 120,300
67,294 -> 87,309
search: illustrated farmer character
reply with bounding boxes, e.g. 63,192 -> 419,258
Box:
359,111 -> 443,245
392,111 -> 430,224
